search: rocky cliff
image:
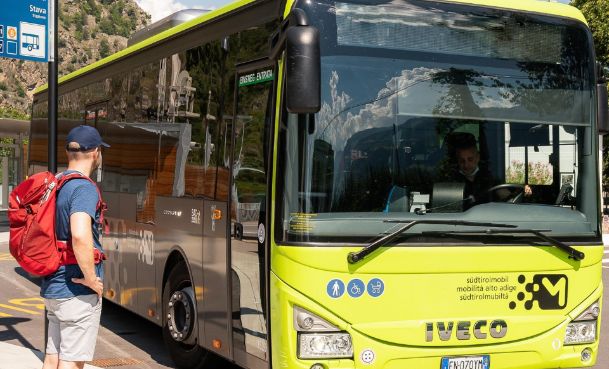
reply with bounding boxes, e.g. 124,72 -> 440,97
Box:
0,0 -> 150,119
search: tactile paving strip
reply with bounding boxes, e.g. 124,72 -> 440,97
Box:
88,358 -> 144,367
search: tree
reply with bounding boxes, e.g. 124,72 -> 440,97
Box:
99,39 -> 111,58
572,0 -> 609,64
572,0 -> 609,186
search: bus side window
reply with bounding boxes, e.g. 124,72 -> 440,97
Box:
176,40 -> 234,200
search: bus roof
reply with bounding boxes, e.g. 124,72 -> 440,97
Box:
440,0 -> 587,24
35,0 -> 587,95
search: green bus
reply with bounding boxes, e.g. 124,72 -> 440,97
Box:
31,0 -> 608,368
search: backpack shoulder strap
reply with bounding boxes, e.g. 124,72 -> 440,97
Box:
56,172 -> 103,211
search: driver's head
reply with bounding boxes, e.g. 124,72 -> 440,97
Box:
453,133 -> 480,177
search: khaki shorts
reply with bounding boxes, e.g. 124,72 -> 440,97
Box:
45,294 -> 102,362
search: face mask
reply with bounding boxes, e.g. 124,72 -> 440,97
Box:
459,166 -> 479,177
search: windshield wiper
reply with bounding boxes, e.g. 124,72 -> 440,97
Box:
421,229 -> 585,261
347,220 -> 517,264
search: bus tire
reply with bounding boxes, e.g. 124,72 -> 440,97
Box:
234,223 -> 243,241
162,262 -> 209,369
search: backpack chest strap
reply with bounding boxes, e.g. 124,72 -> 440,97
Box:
57,240 -> 106,266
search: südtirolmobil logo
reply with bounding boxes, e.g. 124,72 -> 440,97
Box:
509,274 -> 568,310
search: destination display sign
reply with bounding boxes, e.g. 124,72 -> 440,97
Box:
0,0 -> 49,62
239,69 -> 274,87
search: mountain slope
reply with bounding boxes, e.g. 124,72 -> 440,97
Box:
0,0 -> 150,118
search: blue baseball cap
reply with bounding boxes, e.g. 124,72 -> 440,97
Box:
66,125 -> 110,151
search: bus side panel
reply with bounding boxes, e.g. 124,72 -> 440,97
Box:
101,191 -> 122,306
202,200 -> 231,359
155,196 -> 205,327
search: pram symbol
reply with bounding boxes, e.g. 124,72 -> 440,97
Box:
370,282 -> 382,294
367,278 -> 385,297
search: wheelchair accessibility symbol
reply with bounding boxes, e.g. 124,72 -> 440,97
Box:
348,279 -> 365,298
367,278 -> 385,297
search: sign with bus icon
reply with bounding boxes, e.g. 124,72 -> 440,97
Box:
22,33 -> 39,51
0,0 -> 48,62
19,22 -> 44,58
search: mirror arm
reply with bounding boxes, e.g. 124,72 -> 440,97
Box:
269,8 -> 309,60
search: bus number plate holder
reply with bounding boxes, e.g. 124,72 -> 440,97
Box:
441,355 -> 490,369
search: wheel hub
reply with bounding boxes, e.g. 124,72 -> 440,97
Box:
167,286 -> 195,343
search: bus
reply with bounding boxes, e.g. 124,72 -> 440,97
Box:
22,33 -> 40,52
30,0 -> 608,368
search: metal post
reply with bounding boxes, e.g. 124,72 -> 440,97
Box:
45,0 -> 59,350
1,156 -> 8,208
48,0 -> 58,173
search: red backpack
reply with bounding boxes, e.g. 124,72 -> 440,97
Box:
8,172 -> 105,277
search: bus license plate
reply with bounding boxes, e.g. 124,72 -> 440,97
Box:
441,355 -> 490,369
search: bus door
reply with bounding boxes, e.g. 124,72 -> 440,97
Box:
230,63 -> 275,367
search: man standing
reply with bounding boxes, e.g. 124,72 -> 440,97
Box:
42,125 -> 109,369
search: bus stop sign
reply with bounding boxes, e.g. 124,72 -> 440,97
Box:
0,0 -> 49,62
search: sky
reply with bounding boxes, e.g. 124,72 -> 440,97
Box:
137,0 -> 572,23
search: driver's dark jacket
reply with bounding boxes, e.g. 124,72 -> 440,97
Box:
454,168 -> 497,208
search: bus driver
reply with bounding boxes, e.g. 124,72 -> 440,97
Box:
452,133 -> 531,207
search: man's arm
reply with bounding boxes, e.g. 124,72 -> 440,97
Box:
70,212 -> 103,297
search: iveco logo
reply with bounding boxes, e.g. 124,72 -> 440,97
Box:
425,320 -> 507,341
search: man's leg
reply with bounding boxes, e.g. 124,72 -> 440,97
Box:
57,361 -> 85,369
41,354 -> 59,369
43,299 -> 61,369
55,295 -> 102,366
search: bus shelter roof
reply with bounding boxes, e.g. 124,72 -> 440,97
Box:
0,118 -> 30,139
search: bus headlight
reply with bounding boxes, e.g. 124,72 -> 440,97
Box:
564,322 -> 596,345
293,306 -> 340,332
298,332 -> 353,359
293,306 -> 353,359
564,301 -> 599,345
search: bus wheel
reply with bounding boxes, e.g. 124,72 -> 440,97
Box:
162,262 -> 209,369
234,223 -> 243,241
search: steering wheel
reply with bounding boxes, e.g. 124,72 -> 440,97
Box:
485,184 -> 525,203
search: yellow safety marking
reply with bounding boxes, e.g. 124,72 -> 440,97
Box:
8,298 -> 45,311
0,253 -> 13,261
0,304 -> 41,315
0,312 -> 13,317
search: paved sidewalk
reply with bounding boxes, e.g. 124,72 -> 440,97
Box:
0,342 -> 101,369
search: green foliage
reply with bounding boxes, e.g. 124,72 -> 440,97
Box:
0,82 -> 7,91
0,107 -> 29,120
99,18 -> 114,35
100,39 -> 111,58
572,0 -> 609,64
98,1 -> 139,37
506,160 -> 553,185
572,0 -> 609,186
83,0 -> 101,21
16,84 -> 25,98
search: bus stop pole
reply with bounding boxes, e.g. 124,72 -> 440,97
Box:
45,0 -> 59,350
48,0 -> 58,174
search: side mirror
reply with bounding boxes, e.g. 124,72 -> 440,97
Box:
598,83 -> 609,135
285,26 -> 321,114
596,62 -> 609,135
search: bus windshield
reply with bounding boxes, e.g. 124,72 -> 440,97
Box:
278,0 -> 598,243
